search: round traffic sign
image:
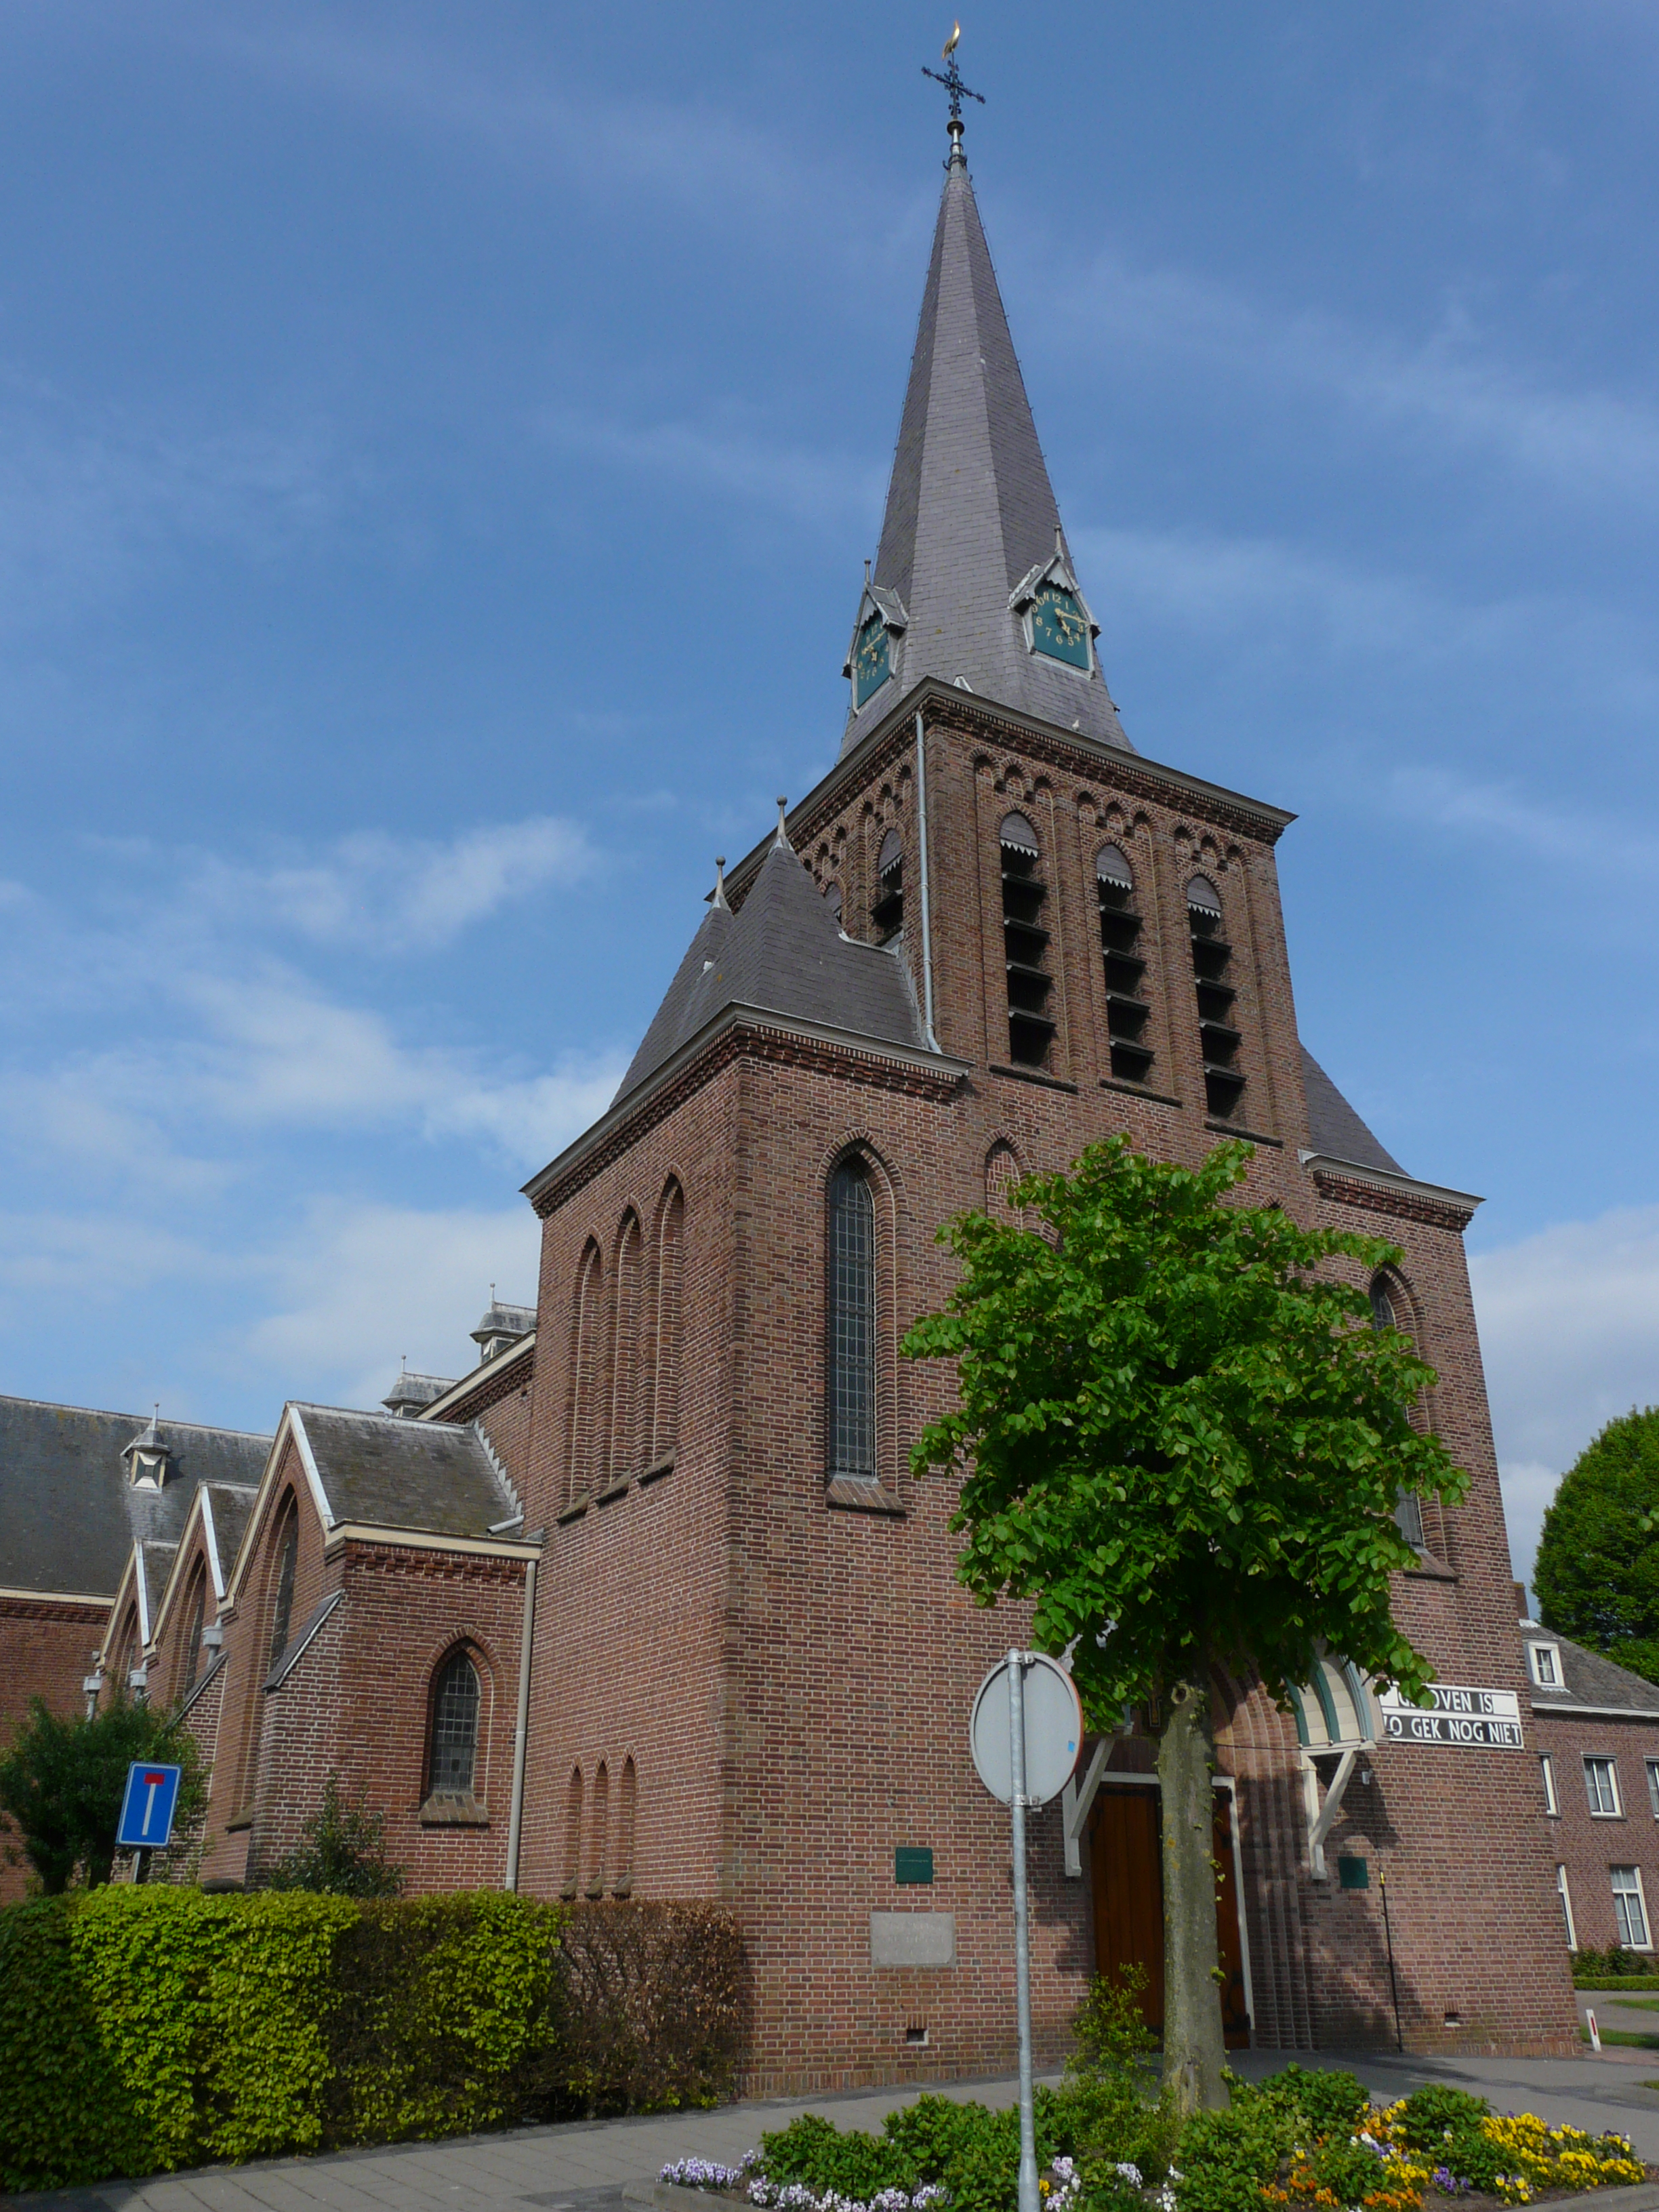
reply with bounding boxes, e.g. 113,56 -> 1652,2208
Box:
970,1652 -> 1084,1806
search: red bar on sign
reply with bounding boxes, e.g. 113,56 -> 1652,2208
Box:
144,1771 -> 165,1784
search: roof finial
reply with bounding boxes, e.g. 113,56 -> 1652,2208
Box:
710,856 -> 729,909
774,797 -> 792,851
922,24 -> 983,167
864,556 -> 872,586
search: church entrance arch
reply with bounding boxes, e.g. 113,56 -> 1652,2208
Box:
1087,1780 -> 1252,2047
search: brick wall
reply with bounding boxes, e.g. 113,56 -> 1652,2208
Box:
0,1595 -> 108,1900
1532,1710 -> 1659,1956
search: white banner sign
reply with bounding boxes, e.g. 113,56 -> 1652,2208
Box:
1376,1682 -> 1523,1748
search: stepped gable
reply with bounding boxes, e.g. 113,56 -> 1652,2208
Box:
842,131 -> 1130,756
615,832 -> 926,1107
1300,1047 -> 1404,1175
292,1405 -> 518,1540
0,1395 -> 271,1599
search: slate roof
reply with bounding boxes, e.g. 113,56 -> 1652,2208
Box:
1523,1622 -> 1659,1719
614,835 -> 926,1105
842,138 -> 1130,758
1300,1048 -> 1404,1176
0,1396 -> 271,1601
201,1483 -> 258,1591
293,1406 -> 519,1541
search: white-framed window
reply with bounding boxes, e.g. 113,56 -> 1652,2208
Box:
1528,1641 -> 1562,1688
1540,1753 -> 1559,1816
1612,1865 -> 1652,1950
1647,1760 -> 1659,1820
1586,1757 -> 1623,1818
1557,1863 -> 1577,1949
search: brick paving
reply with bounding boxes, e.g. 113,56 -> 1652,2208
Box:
20,2052 -> 1659,2212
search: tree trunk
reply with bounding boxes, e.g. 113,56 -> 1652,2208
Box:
1158,1671 -> 1226,2115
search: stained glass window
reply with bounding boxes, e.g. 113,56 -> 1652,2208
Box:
828,1164 -> 876,1479
429,1649 -> 480,1795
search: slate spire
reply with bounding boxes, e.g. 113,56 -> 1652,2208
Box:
841,121 -> 1130,756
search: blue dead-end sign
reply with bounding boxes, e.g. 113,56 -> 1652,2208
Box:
117,1761 -> 182,1851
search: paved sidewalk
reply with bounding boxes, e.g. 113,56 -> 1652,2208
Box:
19,2051 -> 1659,2212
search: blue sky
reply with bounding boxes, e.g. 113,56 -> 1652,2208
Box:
1,2 -> 1655,1588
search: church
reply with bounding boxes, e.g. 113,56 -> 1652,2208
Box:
0,89 -> 1582,2083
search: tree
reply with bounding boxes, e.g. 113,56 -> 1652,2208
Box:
903,1137 -> 1462,2114
1535,1408 -> 1659,1683
0,1693 -> 205,1892
263,1771 -> 405,1896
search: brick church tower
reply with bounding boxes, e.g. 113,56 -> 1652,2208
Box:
509,105 -> 1578,2085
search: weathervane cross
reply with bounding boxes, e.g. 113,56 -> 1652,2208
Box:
922,22 -> 984,135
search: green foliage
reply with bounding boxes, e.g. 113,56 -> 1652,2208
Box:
1173,2069 -> 1374,2212
0,1693 -> 205,1893
762,2114 -> 907,2199
0,1888 -> 747,2193
1536,1408 -> 1659,1683
903,1138 -> 1462,1722
263,1771 -> 406,1897
1572,1942 -> 1651,1980
1059,1971 -> 1177,2182
1392,2082 -> 1491,2152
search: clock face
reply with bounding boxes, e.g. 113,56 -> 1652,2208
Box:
853,612 -> 892,707
1029,584 -> 1091,671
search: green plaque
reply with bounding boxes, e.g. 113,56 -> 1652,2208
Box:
1029,583 -> 1090,670
1337,1854 -> 1370,1890
853,612 -> 892,706
895,1847 -> 934,1885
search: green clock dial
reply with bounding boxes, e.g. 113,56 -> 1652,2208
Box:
1029,584 -> 1091,671
853,611 -> 892,706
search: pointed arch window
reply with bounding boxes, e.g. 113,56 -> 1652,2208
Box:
1187,876 -> 1244,1118
268,1502 -> 299,1668
428,1647 -> 481,1796
609,1214 -> 643,1484
651,1182 -> 684,1467
562,1767 -> 583,1900
872,829 -> 904,943
1097,844 -> 1153,1083
587,1761 -> 610,1899
827,1160 -> 877,1480
1370,1274 -> 1425,1549
180,1566 -> 207,1700
614,1756 -> 637,1896
1001,814 -> 1054,1067
569,1242 -> 606,1504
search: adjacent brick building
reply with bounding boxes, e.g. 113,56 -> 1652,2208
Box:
0,106 -> 1586,2079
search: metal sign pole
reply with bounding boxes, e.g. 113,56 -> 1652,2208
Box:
1007,1650 -> 1040,2212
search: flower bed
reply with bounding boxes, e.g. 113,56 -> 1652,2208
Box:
660,2068 -> 1647,2212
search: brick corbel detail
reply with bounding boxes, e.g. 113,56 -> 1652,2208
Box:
1311,1170 -> 1475,1234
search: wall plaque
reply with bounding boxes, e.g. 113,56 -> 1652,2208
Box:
869,1911 -> 956,1969
1376,1683 -> 1523,1748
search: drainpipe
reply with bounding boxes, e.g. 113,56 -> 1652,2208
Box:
504,1542 -> 541,1891
914,711 -> 941,1052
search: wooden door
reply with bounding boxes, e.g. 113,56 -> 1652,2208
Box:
1088,1786 -> 1250,2047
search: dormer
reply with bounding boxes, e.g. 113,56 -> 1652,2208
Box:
122,1411 -> 171,1490
470,1300 -> 536,1366
842,581 -> 908,714
382,1369 -> 457,1419
1008,537 -> 1099,678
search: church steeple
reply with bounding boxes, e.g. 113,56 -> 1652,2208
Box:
842,77 -> 1130,756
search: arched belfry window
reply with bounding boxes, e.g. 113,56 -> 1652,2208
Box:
872,830 -> 903,943
428,1647 -> 481,1796
1097,845 -> 1153,1084
1187,875 -> 1244,1118
1369,1274 -> 1425,1549
1001,814 -> 1054,1067
827,1160 -> 877,1480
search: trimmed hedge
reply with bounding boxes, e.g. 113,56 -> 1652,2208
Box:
0,1890 -> 750,2193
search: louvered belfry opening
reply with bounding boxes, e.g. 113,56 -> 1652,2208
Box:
871,828 -> 903,943
1187,874 -> 1244,1116
1000,813 -> 1054,1068
1096,844 -> 1153,1084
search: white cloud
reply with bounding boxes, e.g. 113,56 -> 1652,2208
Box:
198,815 -> 598,953
1471,1205 -> 1659,1586
249,1197 -> 544,1414
1050,244 -> 1659,506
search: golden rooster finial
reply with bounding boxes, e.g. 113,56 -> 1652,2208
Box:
943,21 -> 961,59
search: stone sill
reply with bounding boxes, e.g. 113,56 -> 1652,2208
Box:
1205,1116 -> 1283,1147
989,1062 -> 1079,1094
1101,1075 -> 1183,1108
827,1475 -> 905,1517
419,1793 -> 489,1827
